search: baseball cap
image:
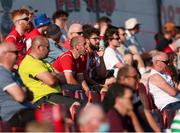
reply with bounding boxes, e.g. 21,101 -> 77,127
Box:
163,22 -> 176,32
34,13 -> 51,28
125,18 -> 140,29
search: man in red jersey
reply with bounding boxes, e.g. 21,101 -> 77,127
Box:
5,8 -> 30,67
25,13 -> 51,52
53,36 -> 90,93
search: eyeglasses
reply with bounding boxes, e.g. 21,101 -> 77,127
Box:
125,75 -> 139,80
18,17 -> 29,22
89,37 -> 100,40
76,32 -> 83,35
119,33 -> 127,36
111,37 -> 120,41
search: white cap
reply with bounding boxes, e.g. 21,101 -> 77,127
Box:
125,18 -> 140,29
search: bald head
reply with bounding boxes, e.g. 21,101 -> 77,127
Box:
68,23 -> 83,38
70,36 -> 85,48
0,42 -> 17,58
31,36 -> 49,50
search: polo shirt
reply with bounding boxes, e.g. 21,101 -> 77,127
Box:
18,55 -> 60,102
5,28 -> 26,65
63,38 -> 71,50
25,28 -> 41,53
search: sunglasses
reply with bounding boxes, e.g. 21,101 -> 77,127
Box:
76,32 -> 83,35
159,60 -> 169,64
111,37 -> 120,41
18,17 -> 29,22
89,37 -> 100,40
119,33 -> 127,36
126,74 -> 139,80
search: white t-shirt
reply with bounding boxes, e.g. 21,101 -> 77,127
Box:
103,47 -> 125,77
148,69 -> 180,110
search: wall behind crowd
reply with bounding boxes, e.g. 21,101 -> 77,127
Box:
0,0 -> 179,51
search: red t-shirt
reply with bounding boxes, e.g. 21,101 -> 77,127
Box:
5,28 -> 26,65
63,38 -> 71,50
52,51 -> 85,75
163,46 -> 174,53
25,28 -> 41,54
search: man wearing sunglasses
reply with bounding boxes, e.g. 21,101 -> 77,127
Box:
149,52 -> 180,111
63,23 -> 83,50
103,26 -> 125,78
116,65 -> 161,132
5,8 -> 30,67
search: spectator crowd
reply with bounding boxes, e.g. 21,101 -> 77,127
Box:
0,6 -> 180,132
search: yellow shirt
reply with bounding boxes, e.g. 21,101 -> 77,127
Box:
18,55 -> 61,103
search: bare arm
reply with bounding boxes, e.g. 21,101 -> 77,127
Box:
144,109 -> 161,132
150,74 -> 177,96
6,84 -> 25,102
64,72 -> 79,84
36,71 -> 60,87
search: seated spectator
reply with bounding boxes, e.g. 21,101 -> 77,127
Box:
63,23 -> 83,50
18,36 -> 81,107
148,52 -> 180,111
5,8 -> 30,67
117,65 -> 160,131
44,24 -> 66,63
78,103 -> 109,132
102,83 -> 143,132
103,26 -> 125,77
52,36 -> 90,93
83,26 -> 114,91
0,42 -> 35,128
117,27 -> 145,75
125,18 -> 145,54
25,13 -> 51,52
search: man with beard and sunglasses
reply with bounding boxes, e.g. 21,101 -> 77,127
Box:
5,8 -> 31,67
